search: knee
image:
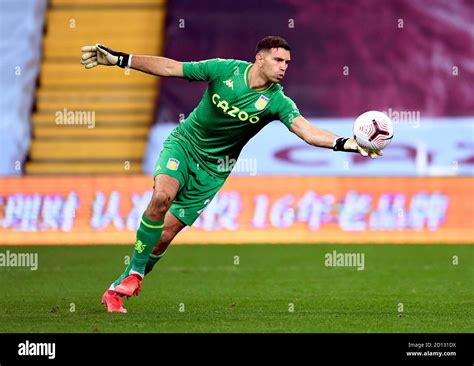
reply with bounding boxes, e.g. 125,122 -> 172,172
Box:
146,191 -> 172,221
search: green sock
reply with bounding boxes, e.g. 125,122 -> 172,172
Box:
112,214 -> 164,287
145,251 -> 166,276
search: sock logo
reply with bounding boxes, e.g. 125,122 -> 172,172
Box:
135,240 -> 146,254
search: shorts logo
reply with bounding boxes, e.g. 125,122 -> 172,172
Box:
255,95 -> 270,111
166,158 -> 180,171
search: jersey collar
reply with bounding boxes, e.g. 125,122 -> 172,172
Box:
244,63 -> 274,93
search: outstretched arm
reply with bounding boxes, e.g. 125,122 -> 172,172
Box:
130,55 -> 183,77
289,115 -> 382,158
80,44 -> 183,77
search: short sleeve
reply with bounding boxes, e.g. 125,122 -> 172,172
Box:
276,95 -> 301,128
182,58 -> 233,81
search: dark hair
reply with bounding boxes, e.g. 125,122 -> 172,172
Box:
255,36 -> 291,53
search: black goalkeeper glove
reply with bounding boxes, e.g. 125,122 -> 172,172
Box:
333,137 -> 383,159
81,43 -> 131,69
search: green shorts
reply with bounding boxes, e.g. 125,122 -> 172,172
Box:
153,136 -> 227,226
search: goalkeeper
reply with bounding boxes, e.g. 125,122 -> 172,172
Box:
80,36 -> 382,313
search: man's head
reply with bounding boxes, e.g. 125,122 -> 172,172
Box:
255,36 -> 291,83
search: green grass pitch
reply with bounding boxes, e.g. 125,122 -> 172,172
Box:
0,244 -> 472,333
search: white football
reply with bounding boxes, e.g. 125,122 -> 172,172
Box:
353,110 -> 394,152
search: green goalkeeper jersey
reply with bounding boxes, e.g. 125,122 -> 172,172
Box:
170,58 -> 301,178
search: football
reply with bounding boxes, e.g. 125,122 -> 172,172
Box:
353,111 -> 394,152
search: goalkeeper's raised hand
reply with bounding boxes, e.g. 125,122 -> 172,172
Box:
80,44 -> 131,69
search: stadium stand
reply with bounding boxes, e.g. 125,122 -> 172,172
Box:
26,0 -> 166,174
0,0 -> 47,175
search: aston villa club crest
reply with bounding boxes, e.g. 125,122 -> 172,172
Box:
254,95 -> 270,111
166,158 -> 180,171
